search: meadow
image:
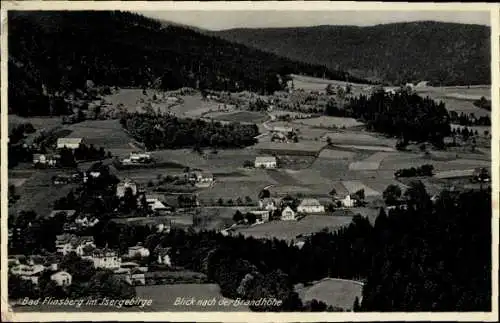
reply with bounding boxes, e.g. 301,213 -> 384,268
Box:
295,278 -> 363,310
233,215 -> 353,242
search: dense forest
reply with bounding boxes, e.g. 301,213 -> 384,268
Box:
120,113 -> 259,150
211,21 -> 490,85
325,89 -> 451,146
8,11 -> 366,116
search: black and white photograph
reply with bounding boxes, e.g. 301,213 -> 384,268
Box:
1,1 -> 498,321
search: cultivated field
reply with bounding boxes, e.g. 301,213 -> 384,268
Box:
135,284 -> 249,312
233,215 -> 353,242
295,278 -> 363,310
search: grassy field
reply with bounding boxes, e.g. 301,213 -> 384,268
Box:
290,74 -> 370,93
135,284 -> 249,312
253,141 -> 326,156
204,110 -> 267,123
341,180 -> 381,197
318,149 -> 357,160
348,152 -> 392,170
234,215 -> 353,242
63,119 -> 136,150
8,169 -> 79,218
295,278 -> 363,310
294,116 -> 363,128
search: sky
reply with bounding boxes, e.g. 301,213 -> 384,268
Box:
137,10 -> 490,31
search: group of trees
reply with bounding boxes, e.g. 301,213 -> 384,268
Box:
473,96 -> 491,111
449,110 -> 491,127
394,164 -> 434,178
120,113 -> 259,150
9,11 -> 363,116
325,89 -> 451,146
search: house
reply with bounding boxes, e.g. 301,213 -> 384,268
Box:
74,215 -> 100,228
271,132 -> 287,143
57,137 -> 83,150
255,156 -> 277,169
281,206 -> 296,221
33,153 -> 59,167
249,210 -> 271,223
190,171 -> 214,188
297,199 -> 325,214
258,198 -> 277,211
156,248 -> 172,266
128,244 -> 150,258
126,152 -> 152,164
89,249 -> 121,269
56,235 -> 95,256
10,264 -> 45,285
340,195 -> 356,208
129,269 -> 146,286
116,179 -> 138,198
145,198 -> 170,213
50,271 -> 72,287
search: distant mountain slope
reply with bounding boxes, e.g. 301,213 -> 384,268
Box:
8,11 -> 366,116
210,21 -> 491,85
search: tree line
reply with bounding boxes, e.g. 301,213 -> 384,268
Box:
120,113 -> 259,150
394,164 -> 434,178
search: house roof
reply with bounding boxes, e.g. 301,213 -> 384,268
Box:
57,138 -> 83,146
299,199 -> 322,207
255,156 -> 277,163
282,206 -> 295,213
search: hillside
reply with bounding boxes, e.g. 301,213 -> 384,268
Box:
8,11 -> 366,116
210,21 -> 491,86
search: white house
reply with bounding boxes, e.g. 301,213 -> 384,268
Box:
340,195 -> 356,208
57,137 -> 83,150
255,156 -> 277,169
281,206 -> 296,221
297,199 -> 325,214
190,171 -> 214,188
50,271 -> 72,287
128,244 -> 150,258
89,249 -> 121,269
33,154 -> 59,166
56,235 -> 95,256
156,248 -> 172,266
116,179 -> 138,198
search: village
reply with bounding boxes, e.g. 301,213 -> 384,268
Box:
7,71 -> 492,311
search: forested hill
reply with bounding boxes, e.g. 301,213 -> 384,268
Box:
210,21 -> 491,85
8,11 -> 365,116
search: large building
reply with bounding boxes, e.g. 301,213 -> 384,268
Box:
281,206 -> 296,221
57,137 -> 84,150
88,249 -> 121,269
297,199 -> 325,214
255,156 -> 277,169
